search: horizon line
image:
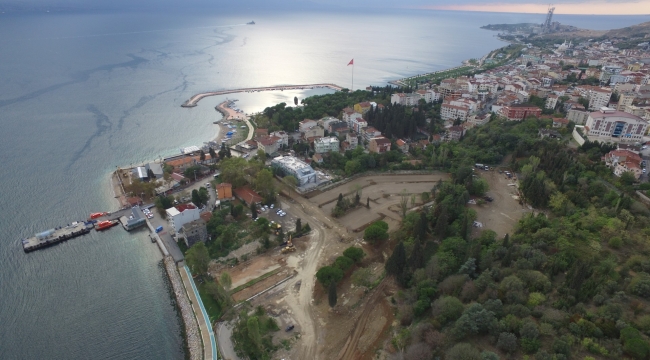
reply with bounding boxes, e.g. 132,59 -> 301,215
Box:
412,3 -> 650,16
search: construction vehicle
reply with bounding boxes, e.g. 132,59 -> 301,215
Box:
270,222 -> 282,235
281,235 -> 296,254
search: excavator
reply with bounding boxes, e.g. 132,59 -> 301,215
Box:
281,234 -> 296,254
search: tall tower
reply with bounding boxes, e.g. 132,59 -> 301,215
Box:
543,5 -> 555,33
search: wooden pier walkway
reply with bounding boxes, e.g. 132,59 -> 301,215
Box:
181,83 -> 344,108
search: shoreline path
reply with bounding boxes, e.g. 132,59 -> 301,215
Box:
181,83 -> 343,108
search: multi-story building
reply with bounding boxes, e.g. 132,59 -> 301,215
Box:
447,126 -> 465,141
441,103 -> 470,121
256,135 -> 281,155
362,127 -> 382,141
345,133 -> 358,148
270,131 -> 289,147
166,203 -> 201,234
299,119 -> 318,133
391,93 -> 421,106
368,137 -> 392,153
498,104 -> 542,121
314,136 -> 340,154
179,219 -> 207,247
617,92 -> 636,112
588,88 -> 612,111
584,108 -> 648,142
545,94 -> 559,110
354,102 -> 372,114
567,109 -> 589,125
271,156 -> 317,186
604,149 -> 643,179
303,125 -> 324,140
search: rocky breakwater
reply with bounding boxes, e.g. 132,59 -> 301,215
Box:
164,256 -> 203,360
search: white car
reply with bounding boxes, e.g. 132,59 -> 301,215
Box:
270,204 -> 275,209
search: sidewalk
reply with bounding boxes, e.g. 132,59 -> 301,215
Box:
180,266 -> 217,360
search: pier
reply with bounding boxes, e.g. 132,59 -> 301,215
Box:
181,83 -> 344,108
22,221 -> 95,253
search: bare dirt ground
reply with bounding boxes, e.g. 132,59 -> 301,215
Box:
310,174 -> 450,232
471,170 -> 532,237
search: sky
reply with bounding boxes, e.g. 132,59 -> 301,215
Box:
1,0 -> 650,15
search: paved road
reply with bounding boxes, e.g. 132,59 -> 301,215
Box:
216,322 -> 240,360
180,266 -> 216,360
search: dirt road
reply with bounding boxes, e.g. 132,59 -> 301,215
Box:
277,181 -> 350,360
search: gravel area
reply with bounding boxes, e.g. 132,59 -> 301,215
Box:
164,256 -> 203,360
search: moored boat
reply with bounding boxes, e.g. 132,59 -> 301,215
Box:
95,220 -> 118,231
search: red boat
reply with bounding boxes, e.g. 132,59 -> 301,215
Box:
89,212 -> 108,220
95,220 -> 118,231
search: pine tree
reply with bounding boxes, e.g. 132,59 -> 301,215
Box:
386,242 -> 406,277
367,197 -> 370,208
434,208 -> 448,239
328,281 -> 337,308
409,240 -> 424,269
416,212 -> 428,241
295,218 -> 302,234
250,202 -> 257,220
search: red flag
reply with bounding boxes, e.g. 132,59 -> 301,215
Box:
347,59 -> 354,66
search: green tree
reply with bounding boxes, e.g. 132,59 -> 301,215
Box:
364,221 -> 389,244
255,169 -> 275,203
295,218 -> 302,234
386,242 -> 407,283
200,150 -> 206,162
220,272 -> 232,290
343,247 -> 365,262
186,242 -> 210,276
316,266 -> 343,287
250,202 -> 258,220
219,157 -> 248,186
328,281 -> 337,307
209,147 -> 217,163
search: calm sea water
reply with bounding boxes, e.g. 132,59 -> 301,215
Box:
0,8 -> 645,359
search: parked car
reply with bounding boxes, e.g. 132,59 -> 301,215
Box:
270,204 -> 275,209
483,196 -> 494,202
285,325 -> 294,332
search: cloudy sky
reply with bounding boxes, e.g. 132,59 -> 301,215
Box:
2,0 -> 649,14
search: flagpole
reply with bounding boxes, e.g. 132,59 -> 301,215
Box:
352,63 -> 354,92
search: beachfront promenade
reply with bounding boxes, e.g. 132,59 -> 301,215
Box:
181,83 -> 344,108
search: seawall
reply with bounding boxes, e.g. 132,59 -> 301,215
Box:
164,256 -> 203,360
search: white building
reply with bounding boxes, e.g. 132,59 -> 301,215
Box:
270,131 -> 289,147
166,203 -> 201,234
345,133 -> 358,148
584,108 -> 648,142
441,103 -> 470,121
314,136 -> 340,154
271,156 -> 316,186
545,94 -> 558,110
391,93 -> 421,106
567,109 -> 589,125
588,88 -> 612,111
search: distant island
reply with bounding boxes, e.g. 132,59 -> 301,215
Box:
247,21 -> 255,25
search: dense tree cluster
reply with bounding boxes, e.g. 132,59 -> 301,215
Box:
383,116 -> 650,358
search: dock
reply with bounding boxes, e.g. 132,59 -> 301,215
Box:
181,83 -> 344,108
21,206 -> 152,254
22,221 -> 95,253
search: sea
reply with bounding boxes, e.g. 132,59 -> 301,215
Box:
0,7 -> 646,359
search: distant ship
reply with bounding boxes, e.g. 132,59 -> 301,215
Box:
247,21 -> 255,25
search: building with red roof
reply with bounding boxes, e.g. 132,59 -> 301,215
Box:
234,186 -> 263,205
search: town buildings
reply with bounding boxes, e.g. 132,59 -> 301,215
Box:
604,149 -> 643,179
498,104 -> 543,121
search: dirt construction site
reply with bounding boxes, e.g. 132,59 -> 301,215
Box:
215,172 -> 527,360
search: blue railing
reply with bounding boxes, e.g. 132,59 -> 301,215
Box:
184,265 -> 218,360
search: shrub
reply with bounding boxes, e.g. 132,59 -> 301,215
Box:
628,272 -> 650,298
496,332 -> 518,354
451,303 -> 497,339
480,351 -> 499,360
624,338 -> 650,359
520,321 -> 539,339
527,292 -> 546,307
364,221 -> 389,244
521,338 -> 541,354
446,343 -> 481,360
636,314 -> 650,334
343,246 -> 365,262
439,274 -> 468,296
608,237 -> 622,249
431,296 -> 464,325
581,338 -> 608,356
553,338 -> 571,356
351,268 -> 372,287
